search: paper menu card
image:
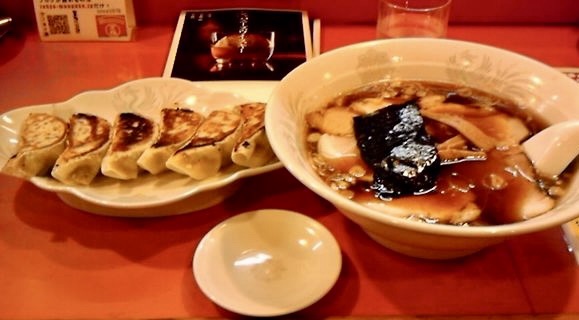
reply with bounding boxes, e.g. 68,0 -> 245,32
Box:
163,9 -> 313,82
33,0 -> 136,41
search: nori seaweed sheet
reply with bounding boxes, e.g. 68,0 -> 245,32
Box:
353,100 -> 440,198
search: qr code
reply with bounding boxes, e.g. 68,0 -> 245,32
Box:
47,15 -> 70,35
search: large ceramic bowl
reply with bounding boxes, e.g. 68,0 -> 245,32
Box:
265,38 -> 579,259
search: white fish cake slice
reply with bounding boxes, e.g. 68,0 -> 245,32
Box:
166,110 -> 241,180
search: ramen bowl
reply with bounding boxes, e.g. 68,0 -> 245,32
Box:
265,38 -> 579,259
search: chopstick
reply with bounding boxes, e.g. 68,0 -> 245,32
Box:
312,18 -> 321,57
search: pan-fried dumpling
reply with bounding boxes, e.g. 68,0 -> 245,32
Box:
2,113 -> 68,178
101,113 -> 158,180
230,102 -> 274,167
137,108 -> 204,175
51,113 -> 111,185
166,110 -> 241,179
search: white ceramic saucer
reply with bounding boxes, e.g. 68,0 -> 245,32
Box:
193,209 -> 342,317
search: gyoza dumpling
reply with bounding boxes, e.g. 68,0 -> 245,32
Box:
231,102 -> 274,167
2,113 -> 68,178
166,109 -> 241,180
101,113 -> 158,180
51,113 -> 111,185
137,108 -> 204,175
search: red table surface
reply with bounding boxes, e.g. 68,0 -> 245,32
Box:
0,24 -> 578,319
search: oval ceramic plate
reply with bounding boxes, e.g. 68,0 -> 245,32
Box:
0,77 -> 282,216
193,209 -> 342,317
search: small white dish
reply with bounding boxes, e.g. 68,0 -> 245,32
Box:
193,209 -> 342,317
0,77 -> 282,216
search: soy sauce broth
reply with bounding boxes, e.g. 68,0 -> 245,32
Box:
306,80 -> 573,226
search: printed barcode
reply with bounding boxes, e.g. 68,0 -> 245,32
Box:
47,14 -> 70,35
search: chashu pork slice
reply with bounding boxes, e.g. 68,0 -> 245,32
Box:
51,113 -> 111,185
137,108 -> 204,175
231,102 -> 274,168
166,109 -> 241,180
2,113 -> 68,178
101,112 -> 159,180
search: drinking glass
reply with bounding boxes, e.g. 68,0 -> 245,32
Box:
376,0 -> 451,38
